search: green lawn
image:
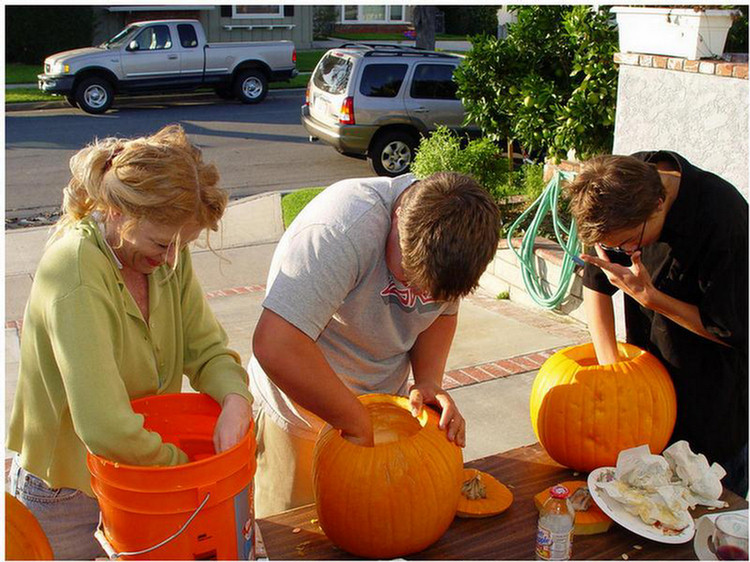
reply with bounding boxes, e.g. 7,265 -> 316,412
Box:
330,33 -> 468,41
296,49 -> 327,73
281,187 -> 324,228
6,64 -> 41,84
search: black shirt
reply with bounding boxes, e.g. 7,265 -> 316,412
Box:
583,151 -> 748,474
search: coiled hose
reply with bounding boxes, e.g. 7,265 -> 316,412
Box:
505,170 -> 582,309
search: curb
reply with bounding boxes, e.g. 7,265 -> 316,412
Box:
5,87 -> 306,112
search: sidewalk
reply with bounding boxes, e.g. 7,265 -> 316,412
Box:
4,191 -> 589,464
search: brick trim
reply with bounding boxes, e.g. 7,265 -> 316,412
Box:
614,52 -> 748,80
442,346 -> 564,390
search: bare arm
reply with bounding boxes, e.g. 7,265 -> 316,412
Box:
408,313 -> 465,446
583,286 -> 620,365
252,309 -> 374,446
582,247 -> 729,348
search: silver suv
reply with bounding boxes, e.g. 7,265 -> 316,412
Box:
301,44 -> 478,177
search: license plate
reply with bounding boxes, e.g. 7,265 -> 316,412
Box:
313,95 -> 328,115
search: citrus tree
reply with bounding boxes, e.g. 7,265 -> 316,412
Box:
454,5 -> 618,163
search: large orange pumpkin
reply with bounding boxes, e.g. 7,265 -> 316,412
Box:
529,343 -> 676,472
312,393 -> 464,558
5,493 -> 53,560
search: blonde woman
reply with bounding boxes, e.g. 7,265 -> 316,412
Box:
6,125 -> 253,560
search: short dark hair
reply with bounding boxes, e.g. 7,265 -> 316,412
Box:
398,172 -> 500,301
566,155 -> 665,245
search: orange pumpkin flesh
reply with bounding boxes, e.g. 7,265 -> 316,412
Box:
312,394 -> 464,559
456,468 -> 513,518
5,492 -> 54,560
533,481 -> 612,535
529,343 -> 677,472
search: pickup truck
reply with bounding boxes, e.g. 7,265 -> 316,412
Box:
37,19 -> 297,114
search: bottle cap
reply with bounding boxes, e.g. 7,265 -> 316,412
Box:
549,485 -> 570,499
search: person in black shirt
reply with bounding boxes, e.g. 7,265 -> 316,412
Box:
567,152 -> 748,497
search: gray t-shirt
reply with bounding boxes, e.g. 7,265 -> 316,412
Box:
249,174 -> 458,439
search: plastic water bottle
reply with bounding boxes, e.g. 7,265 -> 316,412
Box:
535,485 -> 574,561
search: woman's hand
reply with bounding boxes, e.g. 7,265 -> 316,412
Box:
213,393 -> 252,453
409,382 -> 466,447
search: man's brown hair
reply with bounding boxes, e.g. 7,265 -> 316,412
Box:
398,172 -> 500,301
566,155 -> 665,245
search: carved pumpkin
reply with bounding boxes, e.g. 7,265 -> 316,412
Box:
533,481 -> 612,535
456,468 -> 514,518
5,493 -> 53,560
312,394 -> 464,558
529,343 -> 677,472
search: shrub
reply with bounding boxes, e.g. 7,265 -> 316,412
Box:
6,6 -> 94,65
440,6 -> 499,36
454,6 -> 618,162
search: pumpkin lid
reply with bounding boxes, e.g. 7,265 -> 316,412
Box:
456,468 -> 514,518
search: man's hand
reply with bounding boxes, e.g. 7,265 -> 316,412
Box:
581,245 -> 656,307
213,393 -> 252,453
341,403 -> 375,447
409,381 -> 466,447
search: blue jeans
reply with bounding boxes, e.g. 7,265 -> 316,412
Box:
9,456 -> 105,560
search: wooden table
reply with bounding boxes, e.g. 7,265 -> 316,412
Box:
256,443 -> 747,560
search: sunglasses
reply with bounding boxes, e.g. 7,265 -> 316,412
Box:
599,220 -> 647,255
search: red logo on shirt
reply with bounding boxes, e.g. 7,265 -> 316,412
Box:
380,278 -> 438,311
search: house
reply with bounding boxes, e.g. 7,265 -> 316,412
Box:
330,5 -> 414,34
92,5 -> 314,49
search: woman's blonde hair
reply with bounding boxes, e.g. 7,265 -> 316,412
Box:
55,124 -> 227,250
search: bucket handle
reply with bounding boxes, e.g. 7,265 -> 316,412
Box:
95,492 -> 211,560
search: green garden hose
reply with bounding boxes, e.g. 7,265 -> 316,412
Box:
505,170 -> 582,309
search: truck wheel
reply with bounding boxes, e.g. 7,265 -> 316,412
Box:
234,70 -> 268,104
368,131 -> 418,177
75,77 -> 113,114
214,87 -> 235,101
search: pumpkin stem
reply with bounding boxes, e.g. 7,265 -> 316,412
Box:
461,473 -> 487,500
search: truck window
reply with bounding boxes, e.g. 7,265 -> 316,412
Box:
410,64 -> 459,100
359,64 -> 408,98
312,54 -> 353,95
177,24 -> 198,48
133,25 -> 172,51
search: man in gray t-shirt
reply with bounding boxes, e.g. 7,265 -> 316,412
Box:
250,172 -> 500,517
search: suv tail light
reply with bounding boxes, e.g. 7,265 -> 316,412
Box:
339,97 -> 355,125
292,49 -> 297,64
305,83 -> 310,106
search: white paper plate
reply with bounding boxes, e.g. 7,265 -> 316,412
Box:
587,467 -> 696,544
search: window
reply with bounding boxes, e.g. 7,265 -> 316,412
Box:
360,64 -> 408,98
133,25 -> 172,51
312,54 -> 353,95
410,64 -> 459,100
341,5 -> 407,24
361,6 -> 386,21
343,5 -> 358,21
177,24 -> 198,48
233,5 -> 283,19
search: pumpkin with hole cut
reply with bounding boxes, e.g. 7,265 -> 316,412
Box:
529,343 -> 677,473
312,394 -> 464,559
533,481 -> 612,535
456,468 -> 514,518
5,492 -> 54,560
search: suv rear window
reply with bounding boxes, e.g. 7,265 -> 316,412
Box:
359,64 -> 408,98
313,54 -> 353,95
410,64 -> 459,100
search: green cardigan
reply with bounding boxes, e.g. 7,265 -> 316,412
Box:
6,217 -> 252,496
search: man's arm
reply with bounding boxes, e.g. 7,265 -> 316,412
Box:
582,247 -> 729,348
583,286 -> 621,365
252,309 -> 374,446
408,313 -> 465,446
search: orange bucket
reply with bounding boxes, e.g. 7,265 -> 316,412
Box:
87,393 -> 256,560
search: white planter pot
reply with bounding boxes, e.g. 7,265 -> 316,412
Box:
612,7 -> 738,60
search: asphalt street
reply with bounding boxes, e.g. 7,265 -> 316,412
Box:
5,90 -> 372,219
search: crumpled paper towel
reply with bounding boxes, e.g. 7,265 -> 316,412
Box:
595,441 -> 728,531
